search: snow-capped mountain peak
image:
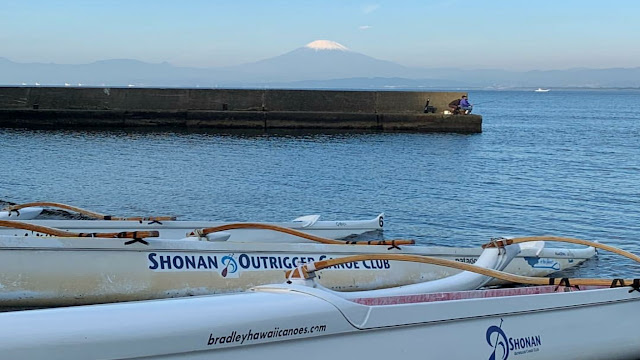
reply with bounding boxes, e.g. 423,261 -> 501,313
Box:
304,40 -> 349,51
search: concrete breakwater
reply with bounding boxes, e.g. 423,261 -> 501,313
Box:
0,87 -> 481,133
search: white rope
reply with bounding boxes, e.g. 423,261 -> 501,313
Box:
287,267 -> 300,282
191,228 -> 207,241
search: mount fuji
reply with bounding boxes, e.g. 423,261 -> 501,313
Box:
221,40 -> 421,82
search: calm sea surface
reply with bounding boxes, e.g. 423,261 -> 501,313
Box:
1,89 -> 639,279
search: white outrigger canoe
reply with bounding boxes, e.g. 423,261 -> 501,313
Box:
0,241 -> 638,360
2,214 -> 384,242
0,202 -> 384,241
0,220 -> 595,307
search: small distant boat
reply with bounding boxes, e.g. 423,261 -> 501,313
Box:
534,88 -> 550,92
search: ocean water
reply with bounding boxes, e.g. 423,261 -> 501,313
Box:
1,89 -> 639,279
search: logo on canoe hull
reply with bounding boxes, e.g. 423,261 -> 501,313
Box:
220,255 -> 238,278
523,257 -> 560,270
486,319 -> 509,360
486,319 -> 542,359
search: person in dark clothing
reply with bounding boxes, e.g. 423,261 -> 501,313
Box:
448,98 -> 461,114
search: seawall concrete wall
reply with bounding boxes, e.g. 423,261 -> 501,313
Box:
0,87 -> 481,133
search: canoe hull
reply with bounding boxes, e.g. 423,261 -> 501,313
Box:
0,213 -> 384,241
0,285 -> 638,359
0,236 -> 595,307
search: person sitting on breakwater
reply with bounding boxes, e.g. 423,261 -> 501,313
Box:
459,95 -> 473,114
448,98 -> 461,114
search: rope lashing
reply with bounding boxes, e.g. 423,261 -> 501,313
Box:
6,209 -> 20,217
191,228 -> 208,241
611,279 -> 626,288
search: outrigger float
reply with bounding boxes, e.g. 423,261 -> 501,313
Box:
0,239 -> 638,360
0,216 -> 595,307
0,206 -> 44,220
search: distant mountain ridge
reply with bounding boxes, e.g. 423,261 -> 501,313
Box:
1,41 -> 639,89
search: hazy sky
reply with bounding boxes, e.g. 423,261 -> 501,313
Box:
1,0 -> 639,71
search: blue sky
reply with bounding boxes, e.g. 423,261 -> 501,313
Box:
1,0 -> 639,71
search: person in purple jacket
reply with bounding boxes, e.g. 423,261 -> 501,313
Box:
459,95 -> 473,114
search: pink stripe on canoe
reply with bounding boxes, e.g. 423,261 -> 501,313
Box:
353,285 -> 608,306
